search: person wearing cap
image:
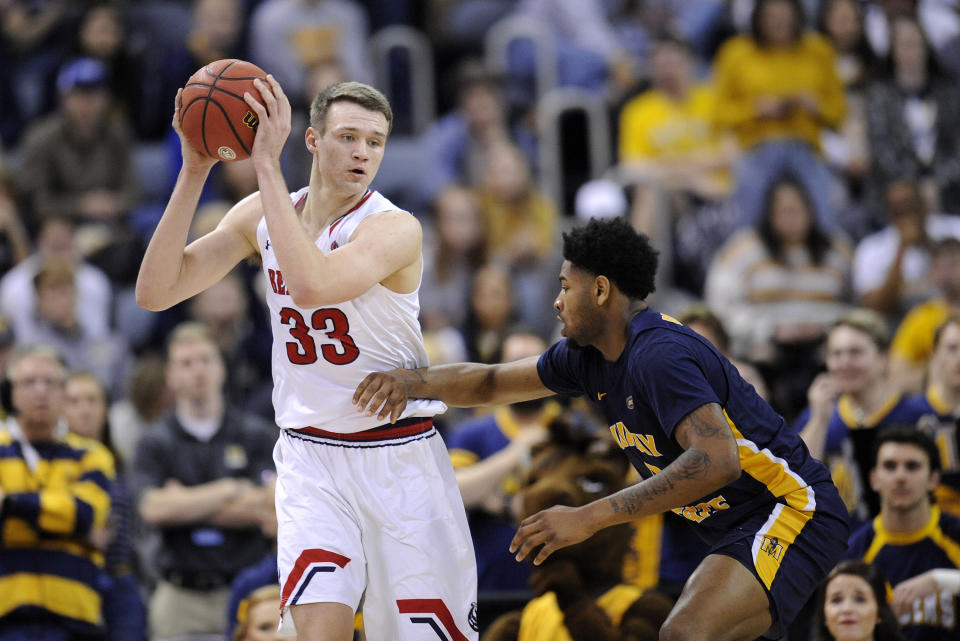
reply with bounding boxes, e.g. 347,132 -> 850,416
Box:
18,56 -> 138,231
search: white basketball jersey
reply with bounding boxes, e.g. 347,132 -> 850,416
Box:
257,187 -> 446,432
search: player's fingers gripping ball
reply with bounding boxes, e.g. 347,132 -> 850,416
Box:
179,58 -> 267,161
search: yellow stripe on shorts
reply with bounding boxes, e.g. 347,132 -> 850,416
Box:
752,501 -> 812,589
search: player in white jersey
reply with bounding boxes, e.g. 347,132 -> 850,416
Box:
137,79 -> 478,641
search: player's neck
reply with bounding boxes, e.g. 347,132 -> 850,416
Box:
301,186 -> 369,232
881,500 -> 933,534
597,300 -> 648,362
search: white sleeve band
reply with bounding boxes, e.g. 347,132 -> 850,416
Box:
932,569 -> 960,593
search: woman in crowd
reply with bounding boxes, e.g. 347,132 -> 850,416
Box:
232,585 -> 295,641
706,174 -> 852,417
866,12 -> 960,214
813,560 -> 904,641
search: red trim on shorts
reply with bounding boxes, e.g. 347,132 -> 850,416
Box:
280,548 -> 351,608
292,417 -> 433,442
397,599 -> 470,641
329,190 -> 373,234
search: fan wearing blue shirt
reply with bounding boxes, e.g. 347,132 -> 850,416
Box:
354,217 -> 850,641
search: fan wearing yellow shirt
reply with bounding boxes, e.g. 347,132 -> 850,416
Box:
713,0 -> 846,230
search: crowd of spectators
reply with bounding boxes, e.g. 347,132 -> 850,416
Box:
3,0 -> 960,639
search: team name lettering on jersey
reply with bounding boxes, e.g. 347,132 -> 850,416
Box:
671,495 -> 729,523
269,269 -> 287,295
609,422 -> 662,457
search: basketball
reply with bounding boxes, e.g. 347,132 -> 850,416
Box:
179,59 -> 267,162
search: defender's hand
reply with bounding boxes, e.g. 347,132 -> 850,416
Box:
509,505 -> 595,566
353,368 -> 417,423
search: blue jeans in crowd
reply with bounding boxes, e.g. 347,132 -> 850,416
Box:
734,140 -> 837,231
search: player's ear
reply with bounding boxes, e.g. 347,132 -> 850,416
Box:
305,127 -> 320,153
595,276 -> 610,304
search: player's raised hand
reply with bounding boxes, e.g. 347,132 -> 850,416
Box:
353,368 -> 417,423
244,74 -> 291,165
173,88 -> 217,171
509,505 -> 596,566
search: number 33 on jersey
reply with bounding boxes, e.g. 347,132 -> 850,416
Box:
256,187 -> 445,432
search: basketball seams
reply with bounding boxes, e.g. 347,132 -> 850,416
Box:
183,83 -> 259,102
182,96 -> 252,158
181,59 -> 265,161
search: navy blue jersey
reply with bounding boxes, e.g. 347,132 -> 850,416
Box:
793,394 -> 929,520
537,309 -> 834,541
847,508 -> 960,640
794,394 -> 930,455
913,388 -> 960,517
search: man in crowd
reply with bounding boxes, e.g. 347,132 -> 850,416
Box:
132,322 -> 276,639
0,345 -> 115,638
846,426 -> 960,640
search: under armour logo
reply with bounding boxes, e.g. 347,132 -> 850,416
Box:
468,602 -> 478,632
330,241 -> 339,250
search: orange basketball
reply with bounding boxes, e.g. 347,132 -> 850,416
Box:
179,59 -> 267,162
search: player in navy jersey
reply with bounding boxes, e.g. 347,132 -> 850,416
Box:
355,217 -> 850,641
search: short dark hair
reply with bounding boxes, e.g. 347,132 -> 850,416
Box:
562,217 -> 658,300
872,425 -> 940,473
813,560 -> 904,641
309,81 -> 393,135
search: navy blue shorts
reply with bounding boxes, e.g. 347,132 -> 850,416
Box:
709,481 -> 850,639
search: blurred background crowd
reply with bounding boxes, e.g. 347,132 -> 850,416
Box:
3,0 -> 960,640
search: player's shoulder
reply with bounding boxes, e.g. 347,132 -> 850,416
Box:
631,311 -> 701,349
222,190 -> 267,234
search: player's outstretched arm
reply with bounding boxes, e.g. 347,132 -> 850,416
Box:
136,90 -> 260,311
510,402 -> 741,565
353,356 -> 553,423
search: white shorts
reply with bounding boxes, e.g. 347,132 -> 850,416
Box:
274,418 -> 478,640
